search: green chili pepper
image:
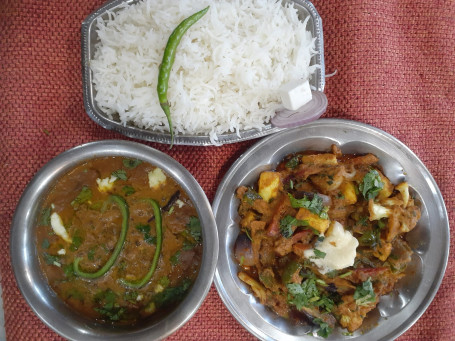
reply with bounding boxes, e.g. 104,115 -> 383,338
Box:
119,199 -> 163,288
157,6 -> 209,148
73,195 -> 129,279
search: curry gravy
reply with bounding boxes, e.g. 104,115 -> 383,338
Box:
36,157 -> 202,324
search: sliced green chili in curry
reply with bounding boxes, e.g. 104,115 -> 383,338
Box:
73,195 -> 129,279
119,199 -> 163,289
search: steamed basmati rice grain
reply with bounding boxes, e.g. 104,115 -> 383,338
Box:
91,0 -> 318,144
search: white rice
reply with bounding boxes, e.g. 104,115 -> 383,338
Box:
91,0 -> 318,144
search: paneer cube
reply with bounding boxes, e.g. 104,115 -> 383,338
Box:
300,153 -> 337,166
258,171 -> 281,202
368,199 -> 392,221
295,207 -> 330,234
340,181 -> 357,205
240,211 -> 256,229
376,170 -> 394,200
373,241 -> 392,261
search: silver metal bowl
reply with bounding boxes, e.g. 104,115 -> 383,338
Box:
10,140 -> 218,341
213,119 -> 449,340
81,0 -> 324,146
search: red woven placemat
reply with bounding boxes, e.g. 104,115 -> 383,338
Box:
1,0 -> 453,340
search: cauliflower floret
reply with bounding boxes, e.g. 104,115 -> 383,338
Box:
380,197 -> 403,207
368,200 -> 392,221
96,175 -> 117,192
395,182 -> 410,207
148,168 -> 167,189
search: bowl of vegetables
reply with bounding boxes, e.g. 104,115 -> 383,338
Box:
213,119 -> 449,340
10,140 -> 218,340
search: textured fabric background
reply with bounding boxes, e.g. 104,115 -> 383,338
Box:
1,0 -> 454,340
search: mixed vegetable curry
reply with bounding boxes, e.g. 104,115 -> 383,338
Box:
234,145 -> 420,337
36,157 -> 202,324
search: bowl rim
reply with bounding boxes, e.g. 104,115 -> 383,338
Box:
212,118 -> 450,340
10,139 -> 218,341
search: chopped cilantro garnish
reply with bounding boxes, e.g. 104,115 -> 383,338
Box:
182,239 -> 195,250
135,224 -> 156,245
87,247 -> 96,261
42,252 -> 59,265
122,185 -> 135,196
359,169 -> 384,200
71,186 -> 92,208
63,263 -> 75,279
124,291 -> 139,304
123,158 -> 142,169
313,249 -> 326,259
153,279 -> 192,308
377,219 -> 386,229
288,193 -> 329,219
354,278 -> 376,306
69,235 -> 83,251
40,207 -> 51,226
136,224 -> 149,233
287,275 -> 334,313
289,179 -> 294,190
313,318 -> 333,338
358,216 -> 368,226
279,215 -> 309,238
41,238 -> 50,249
94,289 -> 125,321
358,229 -> 380,247
170,251 -> 180,265
144,234 -> 157,245
285,155 -> 300,169
112,169 -> 127,181
243,188 -> 262,204
187,216 -> 202,243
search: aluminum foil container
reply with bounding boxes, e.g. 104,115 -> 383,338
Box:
81,0 -> 325,146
